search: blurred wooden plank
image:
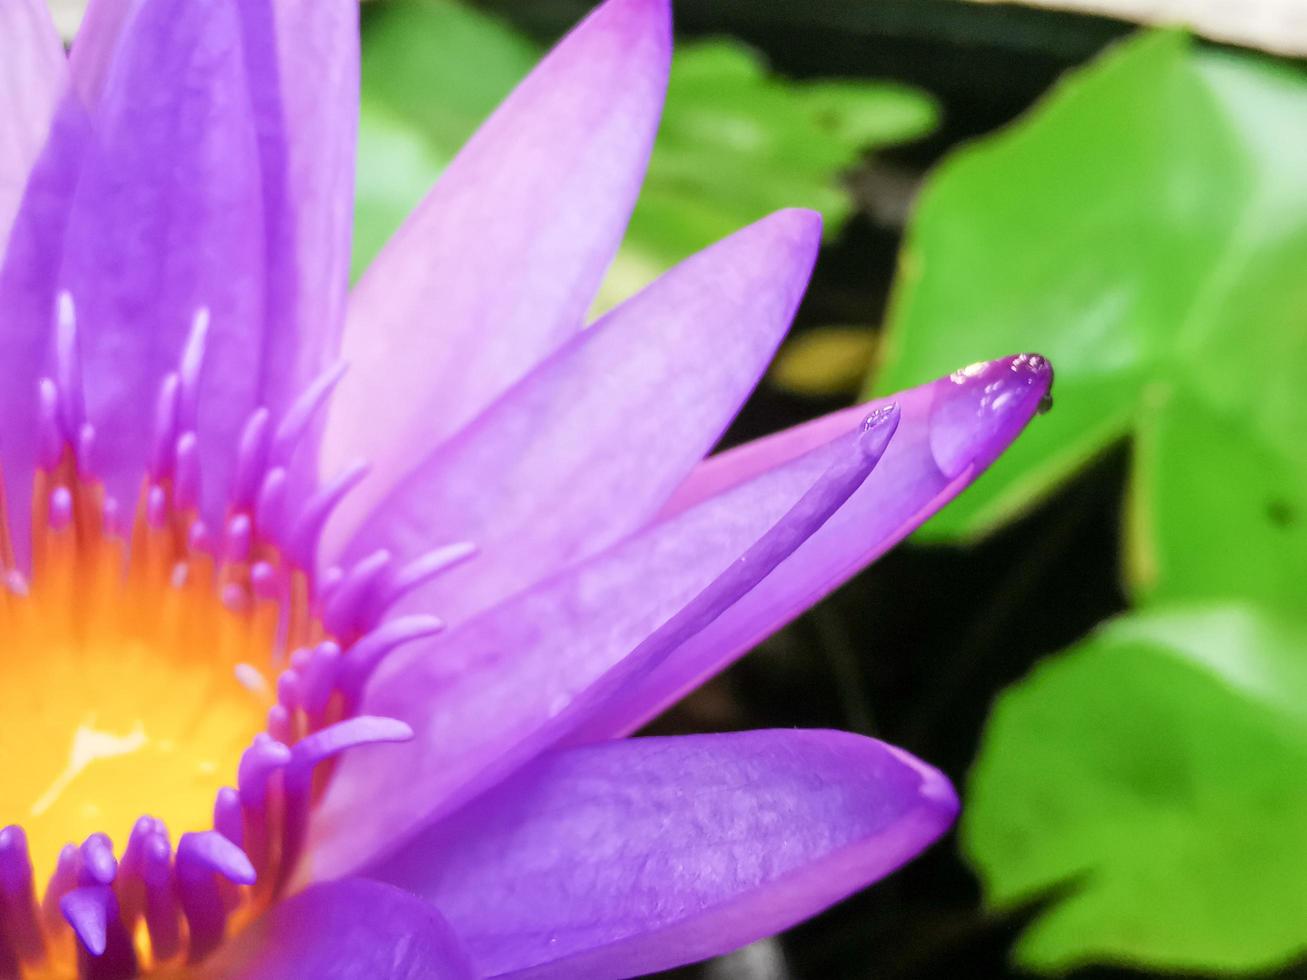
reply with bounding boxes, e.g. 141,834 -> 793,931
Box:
968,0 -> 1307,56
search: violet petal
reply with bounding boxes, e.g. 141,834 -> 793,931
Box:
307,408 -> 894,880
312,357 -> 1047,878
68,0 -> 135,105
231,0 -> 360,492
322,0 -> 671,536
373,730 -> 956,979
74,0 -> 357,440
58,0 -> 268,521
569,353 -> 1053,740
334,209 -> 821,622
194,879 -> 476,980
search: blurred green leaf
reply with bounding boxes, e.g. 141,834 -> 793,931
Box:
964,602 -> 1307,973
353,102 -> 449,281
360,0 -> 536,150
869,31 -> 1307,607
598,40 -> 936,309
1127,388 -> 1307,609
352,0 -> 537,278
353,1 -> 938,301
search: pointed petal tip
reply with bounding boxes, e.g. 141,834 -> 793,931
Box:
591,0 -> 673,42
725,208 -> 822,283
928,352 -> 1053,479
768,206 -> 824,248
571,0 -> 672,75
882,742 -> 961,827
858,401 -> 900,460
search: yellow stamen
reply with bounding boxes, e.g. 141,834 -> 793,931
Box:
0,462 -> 289,887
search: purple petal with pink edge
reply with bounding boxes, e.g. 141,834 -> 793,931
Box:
322,0 -> 671,535
306,408 -> 898,881
370,730 -> 957,980
194,879 -> 476,980
0,93 -> 89,568
58,0 -> 266,521
569,353 -> 1052,741
332,209 -> 822,622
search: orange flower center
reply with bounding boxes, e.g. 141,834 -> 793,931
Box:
0,465 -> 293,888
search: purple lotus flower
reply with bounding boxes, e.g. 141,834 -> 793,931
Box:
0,0 -> 1050,976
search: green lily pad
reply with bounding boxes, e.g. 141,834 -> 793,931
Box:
870,31 -> 1307,607
360,0 -> 538,152
965,602 -> 1307,973
1127,388 -> 1307,609
353,1 -> 939,302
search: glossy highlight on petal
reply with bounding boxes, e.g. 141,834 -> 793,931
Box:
573,352 -> 1054,739
929,353 -> 1054,477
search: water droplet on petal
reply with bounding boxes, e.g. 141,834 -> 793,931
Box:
928,353 -> 1053,478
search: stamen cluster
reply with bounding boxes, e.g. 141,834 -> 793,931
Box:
0,297 -> 465,978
